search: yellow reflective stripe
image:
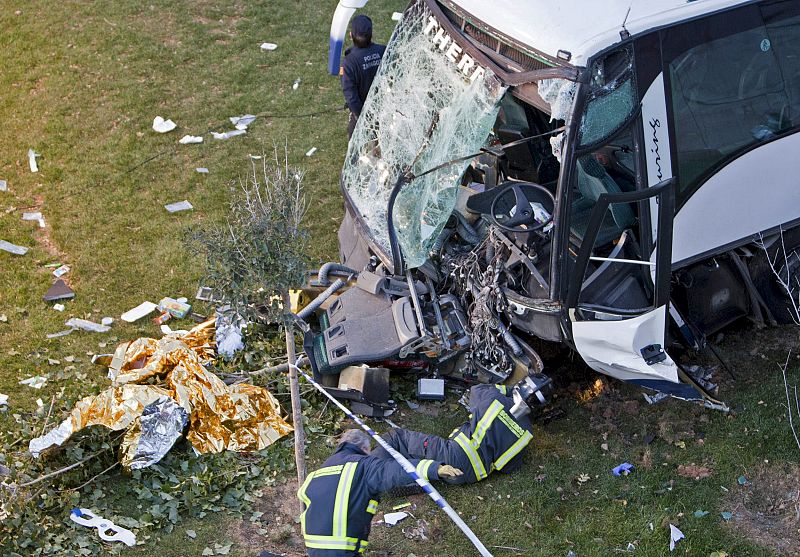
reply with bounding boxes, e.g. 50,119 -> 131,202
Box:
332,462 -> 357,538
297,472 -> 315,537
303,534 -> 361,550
366,499 -> 378,514
415,459 -> 434,480
497,409 -> 525,438
495,384 -> 508,395
494,430 -> 533,470
313,464 -> 344,477
471,400 -> 503,448
454,432 -> 487,480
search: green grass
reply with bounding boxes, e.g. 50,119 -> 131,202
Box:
1,1 -> 799,556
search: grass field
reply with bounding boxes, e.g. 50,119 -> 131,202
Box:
1,1 -> 799,556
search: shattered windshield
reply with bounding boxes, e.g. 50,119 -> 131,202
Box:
341,2 -> 506,268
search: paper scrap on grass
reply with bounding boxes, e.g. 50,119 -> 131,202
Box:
53,303 -> 65,312
20,376 -> 48,389
305,147 -> 317,157
0,240 -> 28,255
196,167 -> 209,174
0,179 -> 7,192
101,317 -> 114,326
46,329 -> 73,339
65,318 -> 110,333
165,200 -> 193,213
229,114 -> 256,130
121,301 -> 157,323
53,264 -> 70,278
22,211 -> 46,228
260,42 -> 277,51
612,462 -> 634,476
391,12 -> 403,21
0,393 -> 8,406
669,524 -> 684,551
292,79 -> 300,90
383,511 -> 409,526
211,129 -> 246,140
179,135 -> 203,144
28,149 -> 39,172
152,116 -> 177,133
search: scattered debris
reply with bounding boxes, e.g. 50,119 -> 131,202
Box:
195,286 -> 216,301
123,396 -> 189,469
152,116 -> 177,133
392,11 -> 403,21
52,264 -> 70,278
0,239 -> 29,255
158,297 -> 191,318
694,510 -> 709,518
186,529 -> 197,539
292,78 -> 301,90
211,130 -> 246,140
737,475 -> 748,485
121,301 -> 157,322
20,376 -> 48,389
216,311 -> 244,358
260,42 -> 278,51
46,329 -> 74,339
0,393 -> 8,406
612,462 -> 634,476
43,279 -> 75,301
720,511 -> 733,521
179,134 -> 203,144
643,392 -> 669,405
196,167 -> 209,174
53,303 -> 65,312
229,115 -> 256,130
101,317 -> 114,326
28,148 -> 40,172
384,511 -> 409,526
0,314 -> 6,323
678,464 -> 713,480
165,200 -> 193,213
305,147 -> 317,157
402,518 -> 429,541
669,524 -> 684,551
69,509 -> 136,547
65,317 -> 110,333
22,211 -> 45,228
0,179 -> 6,191
153,311 -> 171,325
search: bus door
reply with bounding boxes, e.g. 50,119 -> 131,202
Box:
566,177 -> 702,399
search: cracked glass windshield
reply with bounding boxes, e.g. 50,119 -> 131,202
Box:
341,1 -> 506,268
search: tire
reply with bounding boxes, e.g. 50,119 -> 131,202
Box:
750,227 -> 800,324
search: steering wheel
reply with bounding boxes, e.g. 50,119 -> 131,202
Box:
489,181 -> 555,234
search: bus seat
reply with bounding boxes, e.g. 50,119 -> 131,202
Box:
570,157 -> 635,247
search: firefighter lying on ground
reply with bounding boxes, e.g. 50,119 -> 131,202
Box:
295,429 -> 463,556
371,373 -> 552,484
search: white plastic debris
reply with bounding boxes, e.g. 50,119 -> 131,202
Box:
391,12 -> 403,21
0,240 -> 28,255
195,167 -> 209,174
229,114 -> 256,130
216,311 -> 244,358
65,317 -> 111,333
211,129 -> 246,140
164,200 -> 193,213
53,264 -> 70,278
384,511 -> 409,526
669,524 -> 684,551
28,149 -> 39,172
22,211 -> 46,228
305,147 -> 317,157
121,301 -> 157,323
101,317 -> 114,326
292,78 -> 301,90
0,179 -> 7,192
260,42 -> 278,51
69,508 -> 137,547
53,303 -> 65,312
179,135 -> 203,144
20,376 -> 47,389
46,329 -> 73,339
160,324 -> 172,335
152,116 -> 177,133
0,393 -> 8,406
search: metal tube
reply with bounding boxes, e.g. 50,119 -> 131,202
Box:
317,262 -> 357,286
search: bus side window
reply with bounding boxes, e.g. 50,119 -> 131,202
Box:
667,11 -> 800,201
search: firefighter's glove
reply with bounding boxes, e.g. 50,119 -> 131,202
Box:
437,465 -> 463,479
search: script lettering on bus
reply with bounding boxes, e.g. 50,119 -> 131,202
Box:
648,117 -> 663,181
423,15 -> 486,83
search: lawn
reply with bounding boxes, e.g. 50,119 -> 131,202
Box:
1,1 -> 799,556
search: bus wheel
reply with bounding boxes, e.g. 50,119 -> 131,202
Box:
750,227 -> 800,325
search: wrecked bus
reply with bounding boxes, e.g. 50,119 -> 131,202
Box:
312,0 -> 800,410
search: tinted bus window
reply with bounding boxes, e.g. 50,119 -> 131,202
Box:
666,8 -> 800,203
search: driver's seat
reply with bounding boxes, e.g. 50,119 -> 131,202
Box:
570,157 -> 635,246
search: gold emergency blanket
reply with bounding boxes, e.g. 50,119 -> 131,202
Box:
29,318 -> 292,466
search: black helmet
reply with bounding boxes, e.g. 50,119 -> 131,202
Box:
510,373 -> 553,416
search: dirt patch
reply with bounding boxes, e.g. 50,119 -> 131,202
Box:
724,462 -> 800,556
231,480 -> 306,557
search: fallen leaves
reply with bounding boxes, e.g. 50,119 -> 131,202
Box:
678,464 -> 714,480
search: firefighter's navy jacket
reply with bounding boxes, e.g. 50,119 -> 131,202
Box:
341,43 -> 385,116
447,384 -> 534,481
297,441 -> 441,556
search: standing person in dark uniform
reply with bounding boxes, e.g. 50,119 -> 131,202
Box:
295,429 -> 462,556
341,15 -> 385,138
371,373 -> 553,484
